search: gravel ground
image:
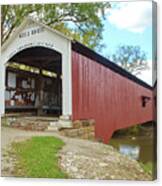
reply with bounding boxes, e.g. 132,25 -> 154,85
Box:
1,127 -> 152,180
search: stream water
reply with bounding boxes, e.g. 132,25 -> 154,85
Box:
109,136 -> 155,163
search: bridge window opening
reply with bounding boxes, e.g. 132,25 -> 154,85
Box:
5,47 -> 62,116
141,96 -> 151,108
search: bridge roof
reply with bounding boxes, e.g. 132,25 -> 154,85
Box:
72,41 -> 153,90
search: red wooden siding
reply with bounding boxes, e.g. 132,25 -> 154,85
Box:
72,51 -> 153,143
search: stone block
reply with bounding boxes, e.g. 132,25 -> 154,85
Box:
81,120 -> 90,127
73,120 -> 82,129
59,115 -> 71,121
78,129 -> 85,136
89,119 -> 95,126
12,122 -> 21,128
66,129 -> 78,137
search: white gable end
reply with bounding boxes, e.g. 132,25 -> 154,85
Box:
1,18 -> 71,64
0,18 -> 72,116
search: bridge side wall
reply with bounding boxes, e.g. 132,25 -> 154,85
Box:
72,51 -> 153,143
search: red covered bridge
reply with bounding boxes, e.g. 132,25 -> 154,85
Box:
72,42 -> 153,143
0,18 -> 154,143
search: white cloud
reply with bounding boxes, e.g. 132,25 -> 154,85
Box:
136,60 -> 152,86
107,1 -> 152,33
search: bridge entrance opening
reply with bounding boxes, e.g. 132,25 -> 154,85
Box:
5,46 -> 62,116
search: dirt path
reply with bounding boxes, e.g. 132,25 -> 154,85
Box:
1,127 -> 152,180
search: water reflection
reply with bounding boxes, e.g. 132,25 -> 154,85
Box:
109,137 -> 154,163
119,145 -> 140,160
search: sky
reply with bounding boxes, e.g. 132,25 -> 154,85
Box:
100,1 -> 153,86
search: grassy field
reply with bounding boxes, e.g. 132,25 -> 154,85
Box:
12,136 -> 68,178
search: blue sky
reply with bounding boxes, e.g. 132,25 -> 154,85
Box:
102,20 -> 152,60
100,1 -> 153,85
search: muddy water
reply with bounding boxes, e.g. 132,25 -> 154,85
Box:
109,136 -> 155,163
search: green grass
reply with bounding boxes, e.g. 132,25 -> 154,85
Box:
12,136 -> 68,178
140,162 -> 153,175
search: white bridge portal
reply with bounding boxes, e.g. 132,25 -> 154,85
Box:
0,17 -> 72,117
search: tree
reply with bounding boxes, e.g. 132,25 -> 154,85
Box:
1,3 -> 110,51
111,45 -> 149,75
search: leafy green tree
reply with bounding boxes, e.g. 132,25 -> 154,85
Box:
1,3 -> 110,51
111,45 -> 149,75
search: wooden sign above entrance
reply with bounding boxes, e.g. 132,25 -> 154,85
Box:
19,27 -> 44,39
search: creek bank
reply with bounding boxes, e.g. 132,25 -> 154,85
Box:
59,137 -> 152,180
109,123 -> 156,179
1,127 -> 152,180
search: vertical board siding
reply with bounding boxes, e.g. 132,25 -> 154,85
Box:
72,51 -> 153,143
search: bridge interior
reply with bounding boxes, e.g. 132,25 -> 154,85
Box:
5,47 -> 62,116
